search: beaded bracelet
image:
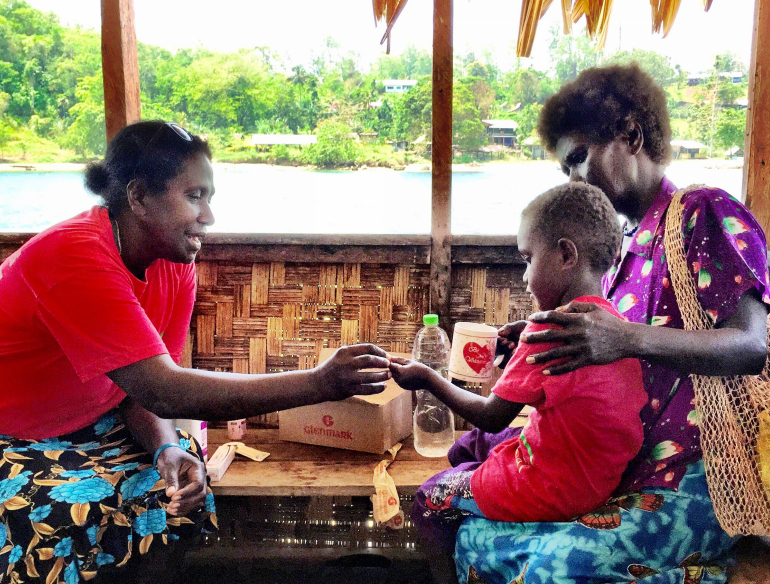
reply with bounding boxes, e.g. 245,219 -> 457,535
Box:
152,443 -> 186,467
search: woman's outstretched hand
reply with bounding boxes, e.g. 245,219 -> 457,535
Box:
313,343 -> 392,401
156,446 -> 207,517
523,301 -> 633,375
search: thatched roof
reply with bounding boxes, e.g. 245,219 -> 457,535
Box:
517,0 -> 716,57
372,0 -> 717,57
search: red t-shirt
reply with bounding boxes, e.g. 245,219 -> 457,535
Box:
0,206 -> 196,439
471,296 -> 646,522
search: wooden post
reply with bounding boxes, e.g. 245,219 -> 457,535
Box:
431,0 -> 453,330
101,0 -> 141,142
743,0 -> 770,237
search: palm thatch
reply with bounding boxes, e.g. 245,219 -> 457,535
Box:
373,0 -> 716,58
372,0 -> 411,53
518,0 -> 716,57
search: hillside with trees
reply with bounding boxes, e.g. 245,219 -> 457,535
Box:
0,0 -> 749,166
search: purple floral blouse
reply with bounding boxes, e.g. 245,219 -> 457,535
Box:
603,177 -> 770,493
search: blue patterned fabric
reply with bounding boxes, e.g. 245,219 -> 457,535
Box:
454,461 -> 735,584
0,410 -> 217,582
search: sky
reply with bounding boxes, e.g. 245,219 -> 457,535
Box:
26,0 -> 756,74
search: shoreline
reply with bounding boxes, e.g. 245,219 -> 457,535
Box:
0,158 -> 745,174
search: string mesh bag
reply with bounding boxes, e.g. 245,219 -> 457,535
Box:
664,184 -> 770,536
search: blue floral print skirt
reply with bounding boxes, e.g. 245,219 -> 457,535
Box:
453,460 -> 735,584
0,410 -> 217,583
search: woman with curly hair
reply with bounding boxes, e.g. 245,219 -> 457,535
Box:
452,63 -> 769,584
0,120 -> 391,583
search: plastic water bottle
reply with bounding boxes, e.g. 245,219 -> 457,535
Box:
412,314 -> 455,457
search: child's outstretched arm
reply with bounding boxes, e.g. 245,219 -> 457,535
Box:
389,357 -> 523,433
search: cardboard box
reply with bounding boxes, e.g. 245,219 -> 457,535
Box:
279,350 -> 413,454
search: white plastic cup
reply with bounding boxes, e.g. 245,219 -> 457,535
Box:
447,322 -> 499,382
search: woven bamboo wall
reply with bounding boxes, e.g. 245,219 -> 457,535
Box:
186,259 -> 529,428
0,236 -> 530,429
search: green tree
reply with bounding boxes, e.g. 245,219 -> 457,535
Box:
460,76 -> 495,119
0,90 -> 10,158
714,108 -> 746,151
401,45 -> 431,78
512,103 -> 542,139
606,48 -> 674,87
391,78 -> 432,141
548,26 -> 601,85
302,117 -> 359,167
714,52 -> 745,74
453,83 -> 484,150
60,72 -> 105,157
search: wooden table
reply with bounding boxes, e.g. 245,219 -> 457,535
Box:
207,428 -> 457,497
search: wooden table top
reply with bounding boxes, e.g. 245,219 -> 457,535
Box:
207,428 -> 456,497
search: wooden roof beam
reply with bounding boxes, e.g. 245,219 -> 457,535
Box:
101,0 -> 141,142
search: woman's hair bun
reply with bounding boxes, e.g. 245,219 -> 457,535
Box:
84,161 -> 111,195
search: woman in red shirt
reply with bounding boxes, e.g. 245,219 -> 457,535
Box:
0,121 -> 391,583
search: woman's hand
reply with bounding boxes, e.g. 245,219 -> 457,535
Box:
523,302 -> 633,375
312,343 -> 392,401
496,320 -> 528,368
389,356 -> 438,391
155,446 -> 207,517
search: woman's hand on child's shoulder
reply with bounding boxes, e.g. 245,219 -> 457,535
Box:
389,356 -> 436,391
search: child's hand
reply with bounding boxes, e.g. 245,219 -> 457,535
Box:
496,321 -> 528,368
389,356 -> 435,391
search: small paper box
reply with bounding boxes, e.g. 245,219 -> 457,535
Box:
279,350 -> 412,454
205,444 -> 237,482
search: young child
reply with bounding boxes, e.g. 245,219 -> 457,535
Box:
389,183 -> 647,583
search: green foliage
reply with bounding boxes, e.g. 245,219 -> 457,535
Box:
714,52 -> 745,74
548,26 -> 602,84
272,144 -> 290,159
714,108 -> 746,151
302,118 -> 359,167
453,84 -> 485,151
60,73 -> 105,157
511,103 -> 542,140
0,1 -> 749,166
606,49 -> 674,87
392,78 -> 432,142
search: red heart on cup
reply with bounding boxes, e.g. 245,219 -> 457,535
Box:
463,342 -> 491,374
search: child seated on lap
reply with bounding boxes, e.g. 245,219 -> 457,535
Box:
389,183 -> 647,584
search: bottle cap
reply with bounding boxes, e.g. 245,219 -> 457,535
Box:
423,314 -> 439,326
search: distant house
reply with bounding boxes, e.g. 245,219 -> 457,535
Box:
671,139 -> 708,159
521,135 -> 546,160
481,119 -> 519,147
720,71 -> 745,84
358,131 -> 379,143
687,71 -> 745,86
725,145 -> 744,158
251,134 -> 317,151
382,80 -> 418,94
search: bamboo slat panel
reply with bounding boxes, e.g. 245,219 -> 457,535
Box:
192,260 -> 529,429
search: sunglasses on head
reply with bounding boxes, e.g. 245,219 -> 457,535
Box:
134,122 -> 194,174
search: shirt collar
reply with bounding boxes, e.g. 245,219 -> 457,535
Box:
624,176 -> 678,260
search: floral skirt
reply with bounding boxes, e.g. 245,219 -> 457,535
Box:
454,460 -> 734,584
0,410 -> 217,583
